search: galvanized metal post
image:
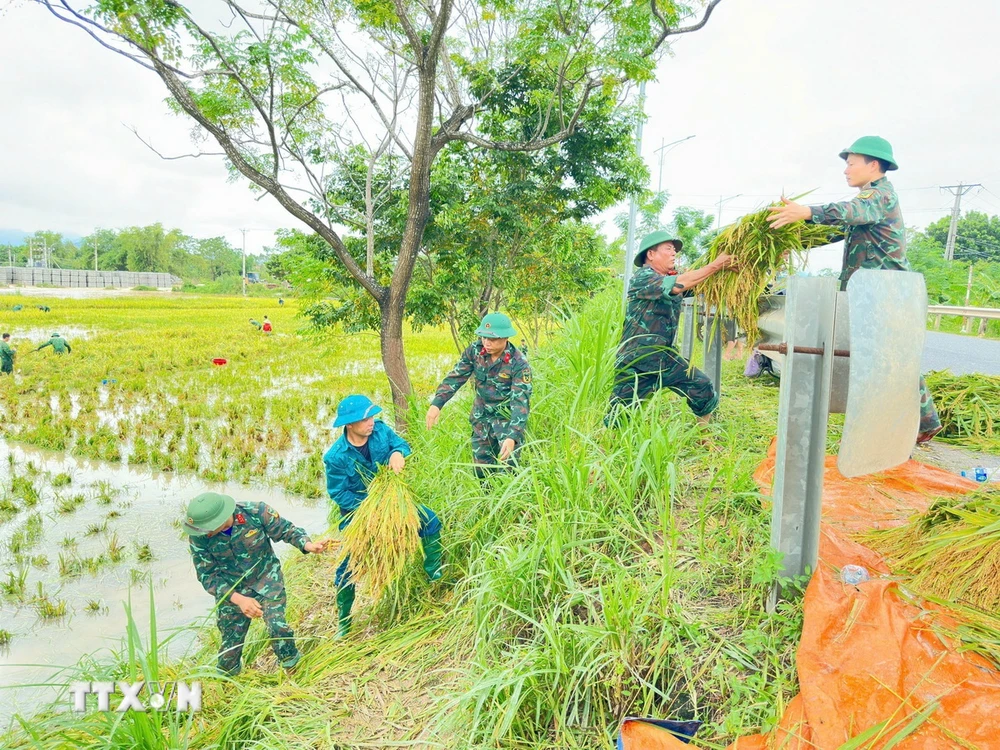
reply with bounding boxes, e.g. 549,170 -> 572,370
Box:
768,276 -> 838,609
679,298 -> 694,359
703,307 -> 723,395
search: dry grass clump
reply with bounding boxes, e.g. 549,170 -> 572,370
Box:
698,201 -> 837,345
924,370 -> 1000,452
339,467 -> 423,599
860,487 -> 1000,612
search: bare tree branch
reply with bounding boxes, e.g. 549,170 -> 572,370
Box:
125,125 -> 226,160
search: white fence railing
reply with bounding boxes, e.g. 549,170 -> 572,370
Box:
927,304 -> 1000,336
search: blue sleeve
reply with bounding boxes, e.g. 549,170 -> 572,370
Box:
324,452 -> 364,511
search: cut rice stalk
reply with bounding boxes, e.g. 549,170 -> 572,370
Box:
697,198 -> 839,345
338,467 -> 423,599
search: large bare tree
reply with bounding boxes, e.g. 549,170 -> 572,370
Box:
38,0 -> 723,421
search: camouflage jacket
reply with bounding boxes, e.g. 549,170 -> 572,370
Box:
616,266 -> 685,367
0,342 -> 14,365
37,336 -> 70,354
188,501 -> 310,603
431,342 -> 531,442
808,177 -> 908,290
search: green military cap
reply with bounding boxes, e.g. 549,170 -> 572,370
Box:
182,492 -> 236,536
475,312 -> 517,338
634,230 -> 684,267
839,136 -> 898,171
51,333 -> 60,337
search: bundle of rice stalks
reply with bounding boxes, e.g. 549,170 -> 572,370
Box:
859,487 -> 1000,613
924,370 -> 1000,452
339,467 -> 423,599
698,199 -> 839,345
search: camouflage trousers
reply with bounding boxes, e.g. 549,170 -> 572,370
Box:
471,418 -> 518,477
609,350 -> 719,420
216,589 -> 298,675
335,504 -> 441,588
919,376 -> 942,435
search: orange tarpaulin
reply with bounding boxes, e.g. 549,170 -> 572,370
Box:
623,445 -> 1000,750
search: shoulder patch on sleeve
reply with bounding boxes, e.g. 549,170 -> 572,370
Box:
857,189 -> 877,200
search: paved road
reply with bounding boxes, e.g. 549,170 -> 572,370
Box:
922,331 -> 1000,376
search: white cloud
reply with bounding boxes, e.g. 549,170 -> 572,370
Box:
1,0 -> 998,259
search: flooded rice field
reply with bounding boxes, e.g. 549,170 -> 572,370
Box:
0,438 -> 330,726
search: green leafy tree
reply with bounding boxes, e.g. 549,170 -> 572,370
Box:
925,210 -> 1000,262
38,0 -> 724,418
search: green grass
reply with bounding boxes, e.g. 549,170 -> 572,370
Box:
2,290 -> 802,748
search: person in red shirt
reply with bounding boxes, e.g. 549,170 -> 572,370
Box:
262,316 -> 273,334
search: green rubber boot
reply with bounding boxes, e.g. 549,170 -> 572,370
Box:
422,531 -> 444,582
336,585 -> 355,638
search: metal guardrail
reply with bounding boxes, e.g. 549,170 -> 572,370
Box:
928,304 -> 1000,336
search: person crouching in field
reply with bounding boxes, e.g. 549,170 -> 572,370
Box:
425,313 -> 531,478
1,333 -> 15,375
183,492 -> 329,675
34,332 -> 70,355
323,395 -> 443,638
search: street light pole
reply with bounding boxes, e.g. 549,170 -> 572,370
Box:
654,134 -> 696,193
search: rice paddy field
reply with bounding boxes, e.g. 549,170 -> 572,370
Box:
0,289 -> 988,748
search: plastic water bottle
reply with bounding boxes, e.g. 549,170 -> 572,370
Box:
959,468 -> 999,483
840,565 -> 870,585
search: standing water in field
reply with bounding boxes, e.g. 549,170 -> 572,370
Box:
0,439 -> 330,726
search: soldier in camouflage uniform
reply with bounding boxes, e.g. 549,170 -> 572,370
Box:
183,492 -> 329,675
768,136 -> 942,443
34,332 -> 70,355
426,312 -> 531,477
609,231 -> 737,424
1,333 -> 15,375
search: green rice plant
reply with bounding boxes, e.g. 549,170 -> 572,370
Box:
56,493 -> 86,514
698,200 -> 839,345
10,475 -> 40,507
58,552 -> 83,579
0,496 -> 18,522
106,533 -> 125,563
338,467 -> 423,600
51,472 -> 73,488
0,566 -> 29,600
85,520 -> 109,536
92,480 -> 118,506
35,596 -> 68,620
135,542 -> 154,563
105,509 -> 123,520
30,554 -> 49,569
84,599 -> 106,615
59,535 -> 77,549
923,370 -> 1000,452
7,512 -> 43,555
0,629 -> 12,646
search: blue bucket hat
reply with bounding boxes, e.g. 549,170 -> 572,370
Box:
332,394 -> 382,428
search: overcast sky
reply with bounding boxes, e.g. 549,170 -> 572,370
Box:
1,0 -> 998,257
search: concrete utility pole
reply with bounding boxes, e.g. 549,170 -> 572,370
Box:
622,82 -> 646,309
940,183 -> 982,261
716,194 -> 743,231
240,229 -> 248,297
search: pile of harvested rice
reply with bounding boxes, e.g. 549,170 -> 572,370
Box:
924,370 -> 1000,452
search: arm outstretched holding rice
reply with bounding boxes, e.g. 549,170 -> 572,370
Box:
182,492 -> 330,676
425,312 -> 532,479
607,231 -> 736,426
767,136 -> 942,445
323,394 -> 443,638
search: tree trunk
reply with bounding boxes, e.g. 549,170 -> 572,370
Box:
379,296 -> 413,431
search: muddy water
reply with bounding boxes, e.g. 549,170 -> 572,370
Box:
0,439 -> 332,727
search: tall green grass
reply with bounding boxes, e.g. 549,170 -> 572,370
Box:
4,290 -> 799,748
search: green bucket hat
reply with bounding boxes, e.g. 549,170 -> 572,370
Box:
839,135 -> 898,171
476,312 -> 517,339
634,231 -> 683,267
182,492 -> 236,536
